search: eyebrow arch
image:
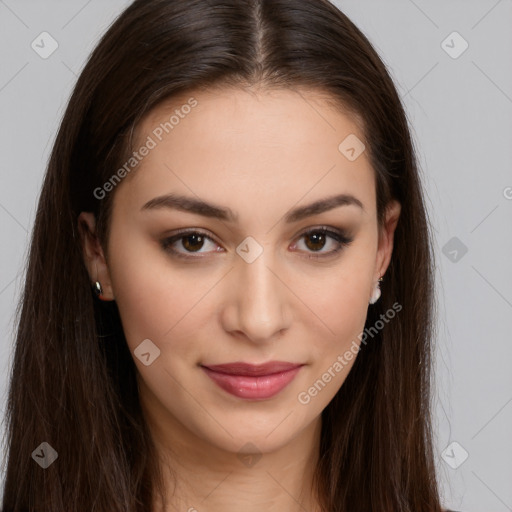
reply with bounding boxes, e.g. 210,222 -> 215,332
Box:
141,192 -> 364,223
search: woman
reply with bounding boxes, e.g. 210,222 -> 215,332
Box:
2,0 -> 455,510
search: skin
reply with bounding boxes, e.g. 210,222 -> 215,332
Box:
79,86 -> 401,512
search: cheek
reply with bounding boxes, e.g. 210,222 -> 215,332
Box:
106,227 -> 174,344
308,248 -> 374,341
107,230 -> 219,366
296,296 -> 368,413
309,286 -> 369,380
299,245 -> 375,395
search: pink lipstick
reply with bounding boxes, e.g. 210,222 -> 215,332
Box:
200,361 -> 303,400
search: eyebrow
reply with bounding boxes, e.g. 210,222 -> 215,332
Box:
141,192 -> 364,223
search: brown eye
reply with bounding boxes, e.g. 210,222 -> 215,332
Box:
181,233 -> 206,252
293,227 -> 354,259
304,231 -> 328,252
161,227 -> 353,261
161,230 -> 222,259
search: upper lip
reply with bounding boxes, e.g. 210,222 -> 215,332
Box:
201,361 -> 303,376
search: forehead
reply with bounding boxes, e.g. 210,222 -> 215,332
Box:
113,86 -> 375,220
136,85 -> 365,154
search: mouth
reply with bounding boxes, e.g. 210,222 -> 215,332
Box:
200,361 -> 304,400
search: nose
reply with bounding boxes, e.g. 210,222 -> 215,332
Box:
221,248 -> 292,345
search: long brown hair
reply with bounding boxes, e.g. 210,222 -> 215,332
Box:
1,0 -> 440,510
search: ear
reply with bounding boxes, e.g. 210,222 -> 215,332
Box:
374,199 -> 401,281
77,212 -> 115,301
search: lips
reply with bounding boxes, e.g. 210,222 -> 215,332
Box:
202,361 -> 302,376
200,361 -> 304,400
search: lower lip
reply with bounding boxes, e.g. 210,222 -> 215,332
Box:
201,366 -> 303,400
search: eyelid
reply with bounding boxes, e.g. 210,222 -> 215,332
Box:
160,225 -> 354,260
291,226 -> 354,259
160,228 -> 221,259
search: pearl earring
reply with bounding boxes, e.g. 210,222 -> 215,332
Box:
369,276 -> 383,305
93,280 -> 103,297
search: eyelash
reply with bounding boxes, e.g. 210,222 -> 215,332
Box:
160,226 -> 354,261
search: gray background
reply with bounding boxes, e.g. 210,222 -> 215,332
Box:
0,1 -> 511,510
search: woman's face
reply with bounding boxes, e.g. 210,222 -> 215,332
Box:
84,87 -> 400,455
